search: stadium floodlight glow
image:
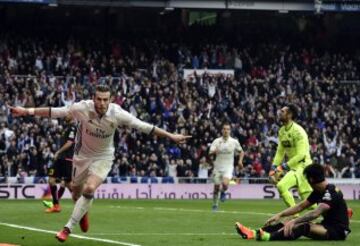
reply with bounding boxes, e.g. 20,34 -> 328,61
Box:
164,0 -> 174,11
279,9 -> 289,13
48,2 -> 57,7
314,0 -> 322,14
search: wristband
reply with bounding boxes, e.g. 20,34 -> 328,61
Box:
281,163 -> 289,171
28,108 -> 35,115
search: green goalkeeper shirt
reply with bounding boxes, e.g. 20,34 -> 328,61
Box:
273,121 -> 312,170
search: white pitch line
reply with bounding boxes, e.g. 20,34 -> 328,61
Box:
0,222 -> 141,246
110,205 -> 360,223
88,232 -> 237,236
110,205 -> 273,216
154,206 -> 274,216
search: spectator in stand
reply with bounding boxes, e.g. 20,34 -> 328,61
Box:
1,27 -> 360,180
198,156 -> 211,183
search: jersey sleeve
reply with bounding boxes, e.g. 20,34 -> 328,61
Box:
306,190 -> 320,204
273,139 -> 285,166
50,106 -> 70,118
235,140 -> 243,152
287,128 -> 308,168
50,101 -> 85,119
115,105 -> 154,134
209,139 -> 218,153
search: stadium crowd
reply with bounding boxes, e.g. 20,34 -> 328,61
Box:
1,29 -> 360,182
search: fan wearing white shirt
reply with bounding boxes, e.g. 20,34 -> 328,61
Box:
8,84 -> 191,243
209,123 -> 244,211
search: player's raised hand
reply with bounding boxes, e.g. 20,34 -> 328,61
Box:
7,105 -> 29,117
264,213 -> 281,226
170,134 -> 192,144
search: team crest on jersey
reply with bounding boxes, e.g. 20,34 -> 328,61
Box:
322,191 -> 332,201
282,140 -> 292,148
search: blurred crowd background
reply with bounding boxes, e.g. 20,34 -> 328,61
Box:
1,5 -> 360,182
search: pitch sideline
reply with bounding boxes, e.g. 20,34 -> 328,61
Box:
0,222 -> 141,246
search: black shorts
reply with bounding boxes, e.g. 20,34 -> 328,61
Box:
48,159 -> 73,182
321,223 -> 351,240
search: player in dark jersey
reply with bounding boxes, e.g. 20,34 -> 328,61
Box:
235,164 -> 351,241
43,115 -> 75,213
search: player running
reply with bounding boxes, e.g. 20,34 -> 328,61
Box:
209,123 -> 244,211
8,84 -> 191,243
43,115 -> 75,212
236,164 -> 351,241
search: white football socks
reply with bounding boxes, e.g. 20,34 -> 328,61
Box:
65,195 -> 93,232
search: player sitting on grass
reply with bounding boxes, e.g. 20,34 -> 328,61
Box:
235,164 -> 352,241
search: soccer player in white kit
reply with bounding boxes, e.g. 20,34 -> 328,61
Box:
8,84 -> 191,242
209,123 -> 244,211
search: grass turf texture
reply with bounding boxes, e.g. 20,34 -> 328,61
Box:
0,199 -> 358,246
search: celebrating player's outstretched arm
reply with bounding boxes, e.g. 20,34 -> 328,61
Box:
7,106 -> 191,144
8,105 -> 53,117
8,84 -> 192,243
152,127 -> 191,144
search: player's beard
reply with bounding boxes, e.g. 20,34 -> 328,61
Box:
95,105 -> 108,117
277,110 -> 287,125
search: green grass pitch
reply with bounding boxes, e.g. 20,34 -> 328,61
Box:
0,199 -> 358,246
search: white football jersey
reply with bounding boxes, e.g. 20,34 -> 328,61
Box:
53,100 -> 154,160
210,137 -> 243,171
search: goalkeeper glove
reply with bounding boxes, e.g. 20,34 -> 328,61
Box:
269,165 -> 277,176
269,163 -> 288,184
279,163 -> 289,171
269,163 -> 289,176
